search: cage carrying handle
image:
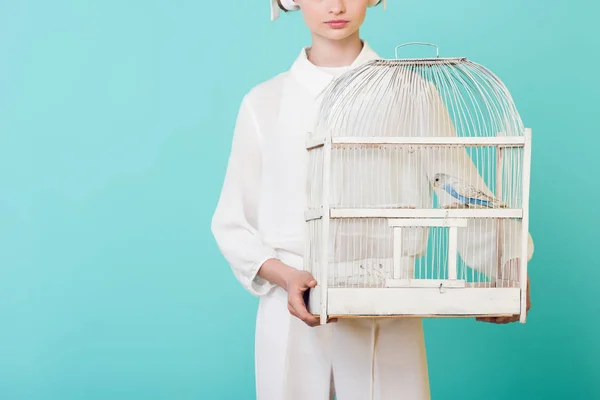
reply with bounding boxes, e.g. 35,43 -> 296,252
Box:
394,42 -> 439,59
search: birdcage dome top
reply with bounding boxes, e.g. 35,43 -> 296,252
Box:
313,48 -> 524,140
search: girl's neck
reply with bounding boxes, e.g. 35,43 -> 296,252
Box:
306,31 -> 363,67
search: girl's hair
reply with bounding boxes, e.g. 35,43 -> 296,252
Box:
277,1 -> 382,11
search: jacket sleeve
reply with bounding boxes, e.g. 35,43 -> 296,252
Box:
422,82 -> 534,281
211,95 -> 279,296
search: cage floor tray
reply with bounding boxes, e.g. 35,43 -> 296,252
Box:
306,286 -> 521,318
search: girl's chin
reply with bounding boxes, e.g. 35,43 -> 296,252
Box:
316,28 -> 358,41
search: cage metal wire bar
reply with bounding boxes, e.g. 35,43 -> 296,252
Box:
304,45 -> 532,323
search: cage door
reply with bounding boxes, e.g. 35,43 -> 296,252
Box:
386,218 -> 468,289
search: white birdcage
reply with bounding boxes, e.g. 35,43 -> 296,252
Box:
304,43 -> 533,325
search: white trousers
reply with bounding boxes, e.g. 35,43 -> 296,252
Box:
255,286 -> 431,400
330,318 -> 431,400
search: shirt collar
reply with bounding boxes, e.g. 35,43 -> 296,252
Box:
289,41 -> 381,98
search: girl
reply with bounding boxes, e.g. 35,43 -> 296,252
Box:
211,1 -> 532,399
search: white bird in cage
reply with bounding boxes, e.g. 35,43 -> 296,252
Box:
432,172 -> 507,208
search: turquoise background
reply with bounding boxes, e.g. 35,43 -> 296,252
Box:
1,0 -> 598,399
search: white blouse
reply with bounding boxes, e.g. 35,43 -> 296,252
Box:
210,46 -> 383,297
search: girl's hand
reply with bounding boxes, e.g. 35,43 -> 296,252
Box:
284,269 -> 321,327
258,258 -> 334,327
477,260 -> 531,324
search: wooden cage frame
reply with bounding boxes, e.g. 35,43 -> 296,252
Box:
304,129 -> 532,325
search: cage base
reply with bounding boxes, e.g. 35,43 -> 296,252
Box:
318,313 -> 518,319
306,286 -> 521,318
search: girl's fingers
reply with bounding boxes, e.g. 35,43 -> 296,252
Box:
477,315 -> 519,324
285,274 -> 320,327
289,290 -> 319,327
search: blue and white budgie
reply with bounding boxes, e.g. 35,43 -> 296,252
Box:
432,173 -> 506,208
